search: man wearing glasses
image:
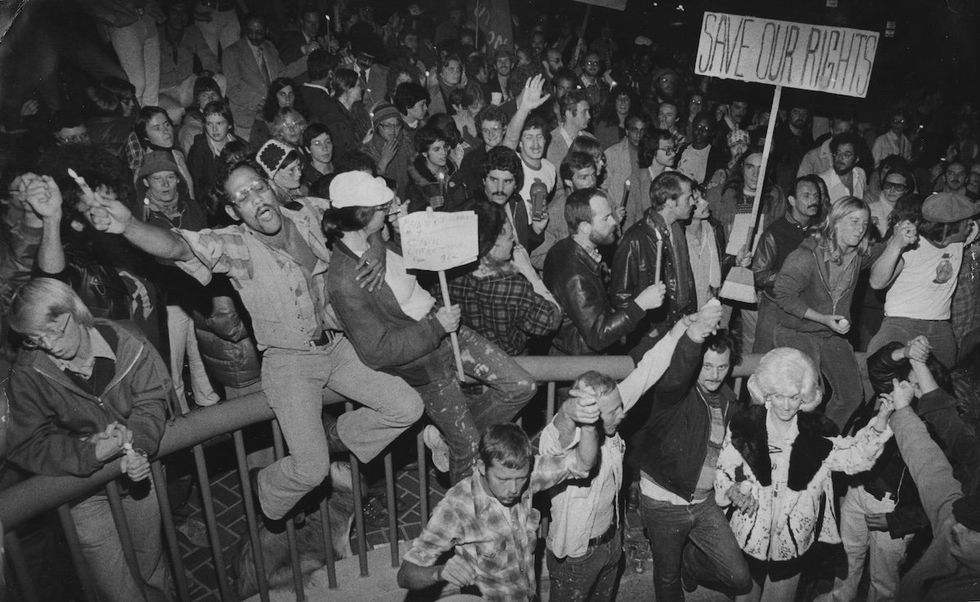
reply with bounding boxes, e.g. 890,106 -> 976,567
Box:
81,161 -> 424,527
820,132 -> 867,203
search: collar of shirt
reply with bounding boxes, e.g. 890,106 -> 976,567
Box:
303,82 -> 331,94
53,326 -> 115,377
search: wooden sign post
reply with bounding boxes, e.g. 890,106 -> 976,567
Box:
399,209 -> 479,380
695,13 -> 880,302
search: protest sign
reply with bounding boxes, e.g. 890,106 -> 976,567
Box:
400,210 -> 479,379
573,0 -> 628,11
695,12 -> 879,98
400,211 -> 478,272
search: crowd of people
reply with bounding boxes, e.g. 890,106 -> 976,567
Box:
1,0 -> 980,601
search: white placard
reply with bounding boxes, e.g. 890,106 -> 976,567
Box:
399,211 -> 479,272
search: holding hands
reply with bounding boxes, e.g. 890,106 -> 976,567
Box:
726,482 -> 758,516
562,389 -> 601,426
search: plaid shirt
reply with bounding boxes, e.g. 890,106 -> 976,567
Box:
448,270 -> 562,356
404,447 -> 588,601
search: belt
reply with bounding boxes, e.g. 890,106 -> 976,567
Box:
308,330 -> 341,348
587,523 -> 617,548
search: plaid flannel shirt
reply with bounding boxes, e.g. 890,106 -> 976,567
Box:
448,271 -> 562,356
403,447 -> 587,601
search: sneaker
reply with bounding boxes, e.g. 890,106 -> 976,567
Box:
422,425 -> 450,473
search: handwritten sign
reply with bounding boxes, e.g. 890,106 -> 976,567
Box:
573,0 -> 628,10
400,211 -> 479,272
695,12 -> 879,98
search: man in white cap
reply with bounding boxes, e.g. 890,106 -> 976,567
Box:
869,191 -> 980,367
81,160 -> 424,526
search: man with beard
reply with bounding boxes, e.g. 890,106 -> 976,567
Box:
630,327 -> 753,602
773,100 -> 814,191
546,188 -> 667,356
752,175 -> 824,353
798,114 -> 855,177
449,202 -> 562,356
940,160 -> 969,195
820,132 -> 867,202
651,68 -> 681,106
81,160 -> 424,527
533,151 -> 599,269
487,48 -> 515,106
611,172 -> 699,359
578,51 -> 608,110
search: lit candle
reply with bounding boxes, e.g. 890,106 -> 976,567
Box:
621,178 -> 630,213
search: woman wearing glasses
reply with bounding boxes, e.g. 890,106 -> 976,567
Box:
5,278 -> 176,602
715,347 -> 893,602
249,77 -> 308,151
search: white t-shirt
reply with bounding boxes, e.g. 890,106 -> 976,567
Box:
520,159 -> 557,224
885,239 -> 964,320
677,145 -> 710,184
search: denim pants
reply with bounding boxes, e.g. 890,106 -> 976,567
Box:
69,483 -> 171,602
256,336 -> 424,520
866,316 -> 957,369
639,495 -> 752,602
828,486 -> 910,602
416,327 -> 536,483
773,325 -> 863,429
546,528 -> 623,602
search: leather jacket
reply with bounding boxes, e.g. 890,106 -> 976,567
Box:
543,237 -> 645,355
610,211 -> 697,348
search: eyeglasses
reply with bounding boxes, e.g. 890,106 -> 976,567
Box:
882,181 -> 909,192
22,313 -> 72,350
627,126 -> 647,134
231,179 -> 271,206
378,121 -> 402,130
658,145 -> 677,153
281,121 -> 303,130
834,151 -> 855,159
585,60 -> 600,65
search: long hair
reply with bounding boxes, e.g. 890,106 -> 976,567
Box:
814,196 -> 872,262
596,87 -> 641,127
261,78 -> 306,123
321,205 -> 376,248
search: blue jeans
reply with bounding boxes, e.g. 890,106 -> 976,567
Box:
866,316 -> 957,369
773,325 -> 863,429
69,483 -> 171,602
546,528 -> 623,602
639,495 -> 751,602
417,327 -> 536,483
257,336 -> 424,520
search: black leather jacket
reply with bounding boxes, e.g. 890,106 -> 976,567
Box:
610,211 -> 697,349
543,237 -> 645,355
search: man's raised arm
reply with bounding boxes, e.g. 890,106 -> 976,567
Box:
82,186 -> 194,262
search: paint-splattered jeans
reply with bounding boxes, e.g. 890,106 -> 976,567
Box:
416,326 -> 536,483
546,528 -> 623,602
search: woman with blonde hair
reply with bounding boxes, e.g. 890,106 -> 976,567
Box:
715,347 -> 893,602
772,196 -> 876,429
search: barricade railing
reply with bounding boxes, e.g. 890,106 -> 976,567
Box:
0,352 -> 789,601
